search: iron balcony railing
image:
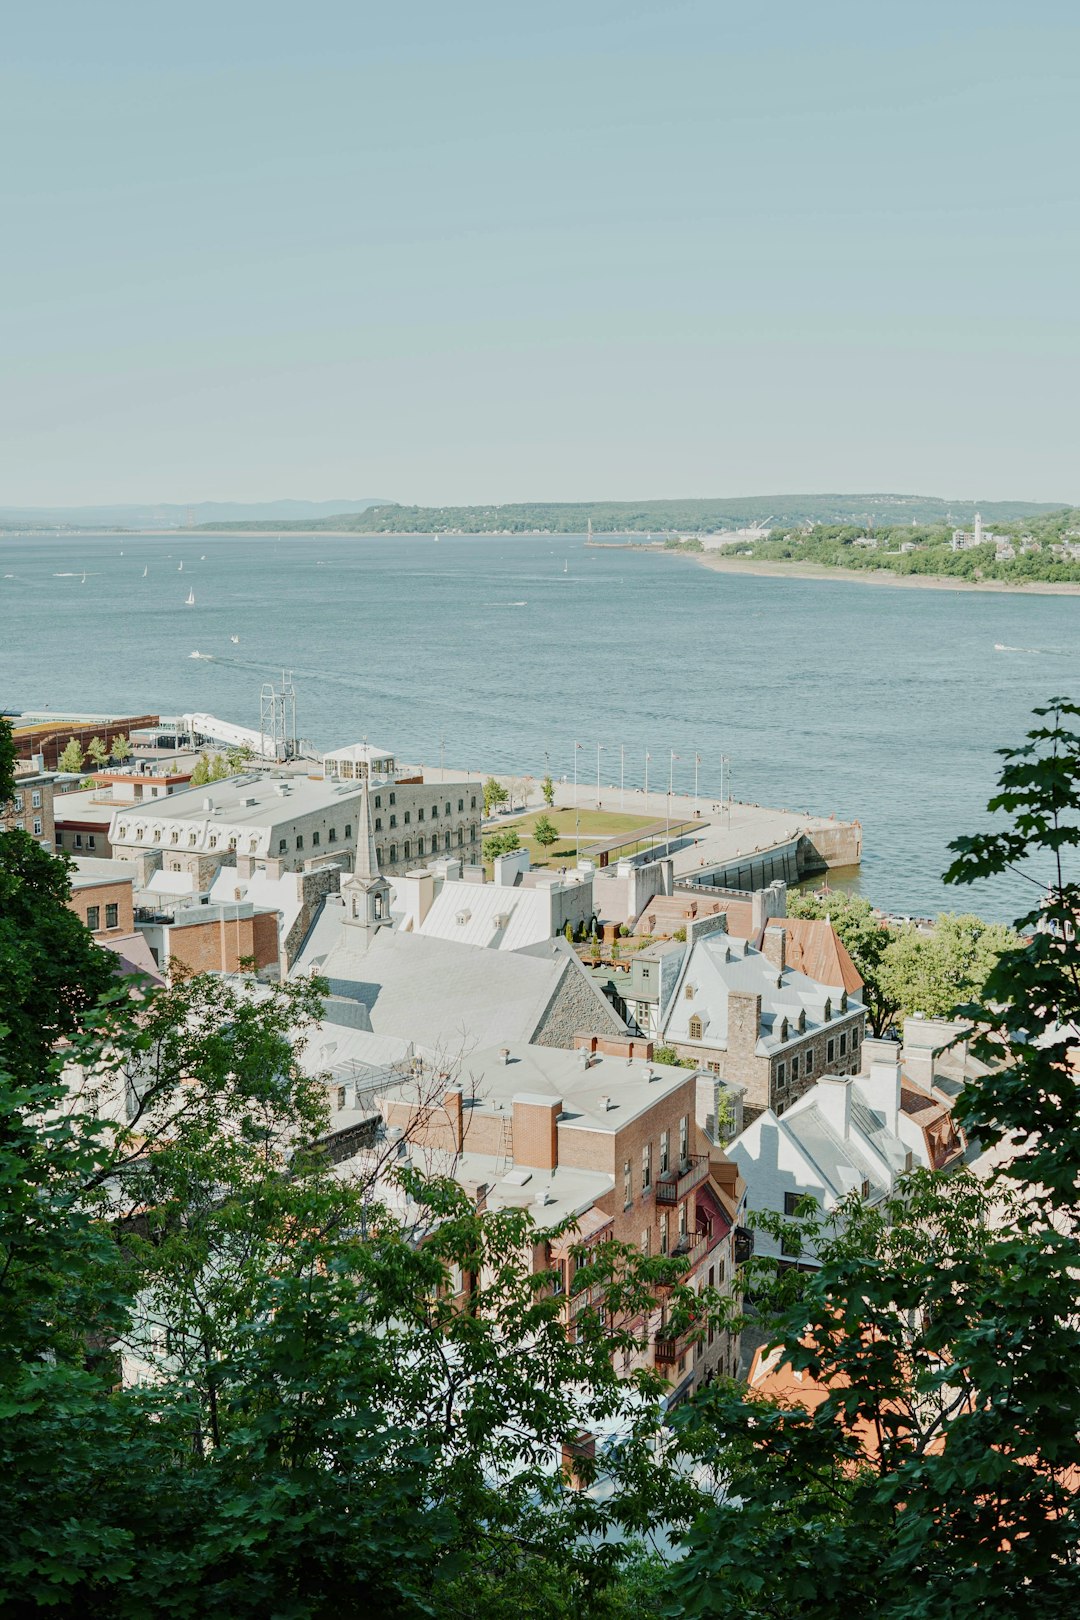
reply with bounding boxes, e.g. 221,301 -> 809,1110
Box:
655,1154 -> 709,1205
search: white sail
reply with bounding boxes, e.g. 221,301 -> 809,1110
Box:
186,588 -> 195,605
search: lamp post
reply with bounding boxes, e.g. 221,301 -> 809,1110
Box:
574,742 -> 582,860
667,751 -> 679,837
694,752 -> 700,816
596,743 -> 603,809
620,744 -> 625,813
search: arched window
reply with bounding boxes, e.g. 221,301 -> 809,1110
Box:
444,831 -> 451,851
457,828 -> 464,845
376,847 -> 384,867
688,1015 -> 702,1041
389,844 -> 397,863
417,835 -> 425,857
403,840 -> 411,859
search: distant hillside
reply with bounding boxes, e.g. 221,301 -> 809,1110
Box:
0,498 -> 386,531
198,494 -> 1066,536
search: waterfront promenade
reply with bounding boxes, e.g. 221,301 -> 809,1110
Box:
413,763 -> 861,886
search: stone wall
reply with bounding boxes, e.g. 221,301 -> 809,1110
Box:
533,959 -> 627,1048
283,862 -> 346,967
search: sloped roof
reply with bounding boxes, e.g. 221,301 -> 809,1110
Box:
417,880 -> 555,951
768,917 -> 863,995
662,932 -> 858,1055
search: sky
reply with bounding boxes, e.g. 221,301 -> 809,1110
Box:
2,1 -> 1078,507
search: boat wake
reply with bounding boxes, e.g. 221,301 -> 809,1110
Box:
994,642 -> 1072,656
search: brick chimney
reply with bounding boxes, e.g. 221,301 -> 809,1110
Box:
761,924 -> 786,972
512,1093 -> 562,1171
443,1089 -> 464,1153
726,990 -> 762,1057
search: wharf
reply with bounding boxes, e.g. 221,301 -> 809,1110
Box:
415,764 -> 861,890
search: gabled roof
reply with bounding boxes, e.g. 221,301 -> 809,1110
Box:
766,917 -> 863,995
417,880 -> 555,952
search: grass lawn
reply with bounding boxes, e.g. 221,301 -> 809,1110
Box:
495,806 -> 667,869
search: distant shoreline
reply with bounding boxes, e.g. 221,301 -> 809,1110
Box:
675,551 -> 1080,596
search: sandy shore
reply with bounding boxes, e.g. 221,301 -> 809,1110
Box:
681,553 -> 1080,596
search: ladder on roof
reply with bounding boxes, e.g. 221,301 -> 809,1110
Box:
494,1109 -> 514,1174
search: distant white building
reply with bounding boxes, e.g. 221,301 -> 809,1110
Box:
951,511 -> 998,552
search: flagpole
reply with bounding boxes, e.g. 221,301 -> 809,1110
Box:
694,752 -> 700,816
574,742 -> 582,861
620,744 -> 625,813
596,743 -> 603,809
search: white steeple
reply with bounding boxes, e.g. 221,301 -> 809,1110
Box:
341,777 -> 390,938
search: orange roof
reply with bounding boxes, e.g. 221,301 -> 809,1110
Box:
767,916 -> 863,994
631,893 -> 753,937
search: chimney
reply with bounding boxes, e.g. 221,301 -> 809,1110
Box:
500,1047 -> 511,1065
751,888 -> 766,935
860,1060 -> 902,1135
444,1089 -> 464,1152
816,1075 -> 853,1140
761,924 -> 786,973
727,990 -> 762,1057
512,1094 -> 562,1171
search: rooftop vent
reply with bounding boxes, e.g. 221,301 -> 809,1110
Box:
598,1094 -> 614,1112
499,1047 -> 511,1065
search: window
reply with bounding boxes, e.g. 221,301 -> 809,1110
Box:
805,1048 -> 814,1077
458,798 -> 464,812
660,1130 -> 670,1173
623,1159 -> 632,1209
374,818 -> 382,832
74,833 -> 83,849
87,835 -> 96,849
684,983 -> 694,1000
28,815 -> 40,836
389,844 -> 397,863
344,823 -> 352,839
431,804 -> 438,819
417,836 -> 425,856
642,1141 -> 652,1190
12,795 -> 23,812
374,795 -> 381,810
784,1191 -> 814,1216
678,1200 -> 688,1237
208,835 -> 218,849
376,848 -> 384,867
417,808 -> 424,822
791,1054 -> 800,1082
780,1232 -> 802,1258
551,1260 -> 564,1295
86,905 -> 100,930
839,1032 -> 847,1057
278,839 -> 287,854
852,1026 -> 860,1049
861,1179 -> 871,1199
31,790 -> 41,809
470,794 -> 477,809
827,1038 -> 835,1064
328,827 -> 337,843
457,828 -> 464,845
688,1014 -> 702,1040
445,802 -> 451,816
311,830 -> 320,846
389,814 -> 397,828
679,1114 -> 689,1166
336,1086 -> 346,1110
171,831 -> 179,845
295,835 -> 304,851
404,811 -> 411,825
776,1062 -> 786,1088
389,792 -> 395,806
641,1228 -> 651,1256
904,1150 -> 914,1173
105,903 -> 118,929
660,1213 -> 669,1255
403,841 -> 411,859
188,833 -> 197,846
444,831 -> 451,851
716,1258 -> 726,1284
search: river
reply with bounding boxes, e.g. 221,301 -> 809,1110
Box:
2,531 -> 1077,922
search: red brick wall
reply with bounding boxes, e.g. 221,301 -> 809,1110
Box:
164,911 -> 278,977
67,880 -> 134,937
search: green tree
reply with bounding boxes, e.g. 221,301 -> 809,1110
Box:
190,752 -> 211,787
207,752 -> 230,781
483,775 -> 509,816
878,911 -> 1020,1021
667,699 -> 1080,1618
533,813 -> 559,848
788,889 -> 897,1035
542,774 -> 555,808
110,733 -> 132,764
482,828 -> 521,862
85,736 -> 109,769
58,737 -> 85,774
0,719 -> 116,1091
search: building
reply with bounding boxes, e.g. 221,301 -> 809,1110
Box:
951,512 -> 997,552
392,850 -> 594,950
64,857 -> 163,984
109,761 -> 481,889
727,1047 -> 965,1268
53,785 -> 118,857
8,711 -> 159,768
323,742 -> 398,781
2,767 -> 55,849
135,898 -> 280,979
655,917 -> 866,1117
373,1034 -> 749,1396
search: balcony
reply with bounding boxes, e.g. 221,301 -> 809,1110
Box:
653,1323 -> 698,1366
671,1231 -> 709,1270
655,1154 -> 709,1205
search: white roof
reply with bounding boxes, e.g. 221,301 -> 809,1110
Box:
68,857 -> 136,890
110,772 -> 365,852
451,1042 -> 700,1135
417,881 -> 556,952
663,932 -> 861,1055
323,743 -> 395,765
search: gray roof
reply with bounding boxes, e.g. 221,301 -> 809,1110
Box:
68,856 -> 136,889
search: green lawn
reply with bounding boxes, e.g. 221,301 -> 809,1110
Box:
496,806 -> 667,869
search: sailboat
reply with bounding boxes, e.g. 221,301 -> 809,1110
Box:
185,588 -> 195,606
80,571 -> 86,584
230,635 -> 239,644
563,559 -> 568,575
142,566 -> 148,578
178,561 -> 184,572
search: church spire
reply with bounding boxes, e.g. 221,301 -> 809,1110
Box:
354,776 -> 379,881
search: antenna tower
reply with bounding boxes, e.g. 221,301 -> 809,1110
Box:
259,670 -> 298,761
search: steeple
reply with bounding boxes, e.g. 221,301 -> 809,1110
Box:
341,775 -> 391,939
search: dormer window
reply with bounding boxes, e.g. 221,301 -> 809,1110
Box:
170,831 -> 179,845
188,833 -> 197,846
688,1015 -> 702,1040
684,984 -> 694,1000
779,1017 -> 789,1042
824,997 -> 832,1021
456,910 -> 471,926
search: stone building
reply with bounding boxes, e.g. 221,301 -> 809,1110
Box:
1,767 -> 55,849
108,762 -> 481,890
658,920 -> 866,1119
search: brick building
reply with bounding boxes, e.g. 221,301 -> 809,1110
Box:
1,768 -> 55,849
136,900 -> 280,978
376,1035 -> 748,1399
66,858 -> 136,938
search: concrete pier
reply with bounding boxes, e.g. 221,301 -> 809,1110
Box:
413,762 -> 862,890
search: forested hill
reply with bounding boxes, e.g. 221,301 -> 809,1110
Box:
197,493 -> 1064,535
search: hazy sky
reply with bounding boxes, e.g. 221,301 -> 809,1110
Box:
2,2 -> 1077,506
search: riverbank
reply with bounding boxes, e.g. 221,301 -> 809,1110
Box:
680,553 -> 1080,596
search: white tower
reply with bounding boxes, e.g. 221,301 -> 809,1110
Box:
340,778 -> 391,938
974,511 -> 983,545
